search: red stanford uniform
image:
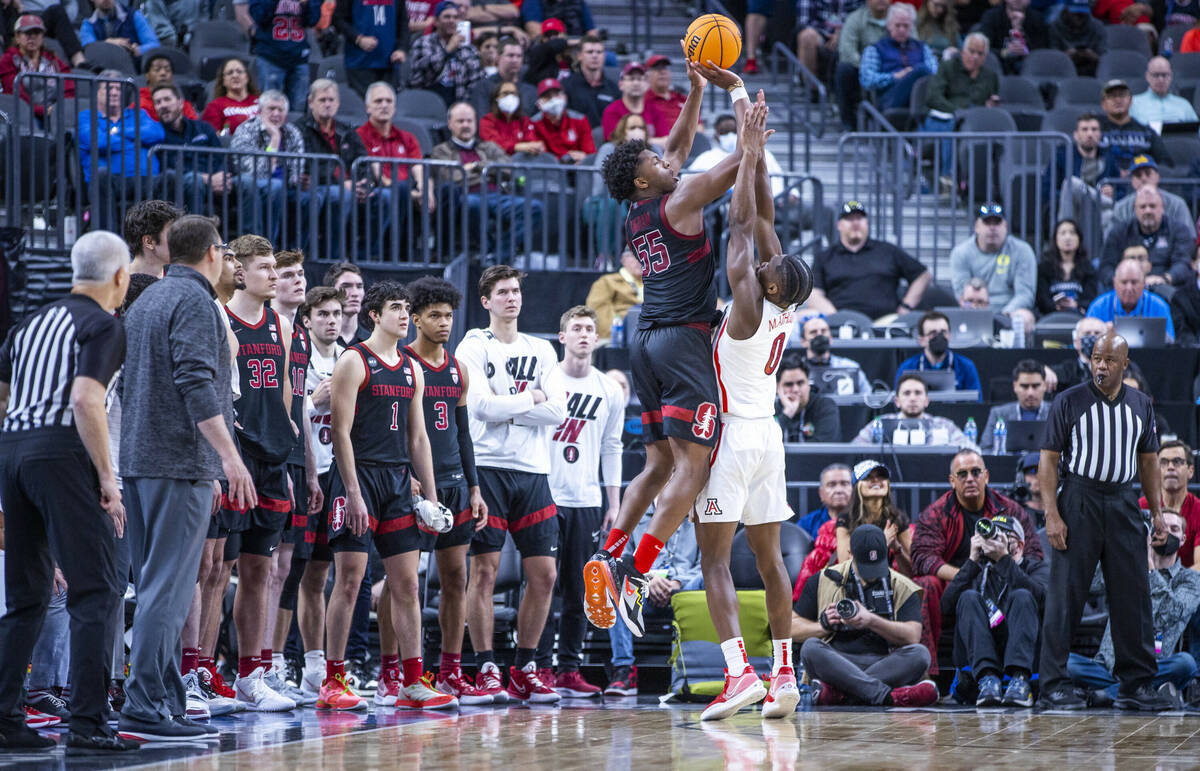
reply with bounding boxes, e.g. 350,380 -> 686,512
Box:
623,194 -> 721,447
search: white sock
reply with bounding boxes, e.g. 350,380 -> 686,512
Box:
772,639 -> 792,676
720,637 -> 750,676
272,653 -> 286,673
304,649 -> 325,671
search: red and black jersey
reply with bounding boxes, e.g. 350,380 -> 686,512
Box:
227,306 -> 294,463
405,346 -> 464,486
348,343 -> 416,467
286,321 -> 310,466
624,194 -> 717,330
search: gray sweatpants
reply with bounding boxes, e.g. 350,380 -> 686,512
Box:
123,478 -> 210,723
801,639 -> 930,705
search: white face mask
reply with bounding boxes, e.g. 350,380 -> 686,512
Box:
626,129 -> 647,143
717,132 -> 737,153
497,94 -> 520,114
541,96 -> 566,117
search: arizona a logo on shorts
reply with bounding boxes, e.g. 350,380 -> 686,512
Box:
331,496 -> 347,530
693,402 -> 718,440
703,498 -> 722,516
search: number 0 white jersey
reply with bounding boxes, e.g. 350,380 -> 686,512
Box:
712,301 -> 797,419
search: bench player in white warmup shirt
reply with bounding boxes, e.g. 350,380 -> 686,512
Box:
694,96 -> 814,722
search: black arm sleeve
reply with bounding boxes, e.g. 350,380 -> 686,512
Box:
456,404 -> 477,487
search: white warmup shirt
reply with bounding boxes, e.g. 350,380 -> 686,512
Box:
713,301 -> 798,418
548,366 -> 626,509
305,343 -> 342,475
455,328 -> 567,475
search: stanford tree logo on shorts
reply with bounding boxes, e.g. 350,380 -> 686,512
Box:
692,402 -> 718,440
331,496 -> 347,530
703,498 -> 722,516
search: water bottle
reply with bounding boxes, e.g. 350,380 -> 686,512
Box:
870,417 -> 884,444
964,417 -> 978,445
1164,35 -> 1174,59
610,314 -> 624,348
796,660 -> 812,711
994,417 -> 1007,454
1011,313 -> 1026,349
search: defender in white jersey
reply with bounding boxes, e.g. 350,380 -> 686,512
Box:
694,97 -> 814,722
537,306 -> 626,696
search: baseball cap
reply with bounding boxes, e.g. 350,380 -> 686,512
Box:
851,525 -> 891,581
1102,78 -> 1130,94
14,14 -> 45,33
1019,452 -> 1039,473
542,17 -> 565,35
839,200 -> 868,219
621,61 -> 646,77
852,459 -> 889,486
976,202 -> 1005,221
433,0 -> 457,18
645,54 -> 671,69
1130,154 -> 1157,173
990,514 -> 1026,543
1065,1 -> 1090,12
537,77 -> 563,97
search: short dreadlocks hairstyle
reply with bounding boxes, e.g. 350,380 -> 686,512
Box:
601,139 -> 648,202
363,280 -> 409,319
407,276 -> 462,316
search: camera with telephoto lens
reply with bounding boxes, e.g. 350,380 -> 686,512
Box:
836,598 -> 858,619
976,518 -> 997,539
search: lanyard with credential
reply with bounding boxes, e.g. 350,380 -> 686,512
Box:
848,566 -> 894,619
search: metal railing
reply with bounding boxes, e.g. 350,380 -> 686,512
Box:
769,42 -> 826,172
837,130 -> 1074,275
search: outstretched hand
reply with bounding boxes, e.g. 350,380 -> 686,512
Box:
740,92 -> 771,155
680,39 -> 742,90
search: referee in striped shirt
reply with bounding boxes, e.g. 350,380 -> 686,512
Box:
0,232 -> 138,753
1037,330 -> 1174,711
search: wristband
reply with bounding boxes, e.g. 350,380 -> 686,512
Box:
728,86 -> 749,104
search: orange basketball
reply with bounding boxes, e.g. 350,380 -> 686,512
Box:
684,14 -> 742,70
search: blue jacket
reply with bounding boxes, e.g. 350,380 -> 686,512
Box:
160,117 -> 224,174
795,506 -> 835,542
859,36 -> 937,91
1086,289 -> 1176,340
895,350 -> 983,397
77,107 -> 164,182
1041,144 -> 1119,203
249,0 -> 322,69
80,4 -> 160,52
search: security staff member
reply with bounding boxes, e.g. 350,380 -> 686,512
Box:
1037,329 -> 1175,712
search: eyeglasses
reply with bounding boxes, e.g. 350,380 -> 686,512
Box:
954,468 -> 985,480
1159,457 -> 1191,468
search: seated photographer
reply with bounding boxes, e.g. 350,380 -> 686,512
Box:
774,354 -> 840,443
851,374 -> 979,450
941,514 -> 1049,708
1067,510 -> 1200,707
792,525 -> 939,708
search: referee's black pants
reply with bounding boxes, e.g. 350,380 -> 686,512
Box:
0,435 -> 121,736
1038,477 -> 1156,695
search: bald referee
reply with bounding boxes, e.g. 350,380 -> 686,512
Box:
1037,330 -> 1174,712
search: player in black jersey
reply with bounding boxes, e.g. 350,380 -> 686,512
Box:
586,51 -> 752,636
401,276 -> 491,704
318,281 -> 457,712
220,235 -> 300,712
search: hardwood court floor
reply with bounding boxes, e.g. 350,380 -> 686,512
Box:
7,699 -> 1200,770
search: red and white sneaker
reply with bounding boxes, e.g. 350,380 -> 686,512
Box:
506,663 -> 561,703
373,667 -> 402,707
398,674 -> 458,710
761,667 -> 800,719
812,679 -> 844,707
700,668 -> 767,721
535,668 -> 556,690
554,670 -> 601,698
890,679 -> 939,708
475,663 -> 510,704
202,663 -> 237,699
437,669 -> 493,706
316,673 -> 366,711
24,706 -> 61,729
604,665 -> 637,696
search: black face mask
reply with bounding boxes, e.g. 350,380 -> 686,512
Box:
927,332 -> 949,357
1080,334 -> 1097,359
1153,533 -> 1182,557
809,334 -> 831,356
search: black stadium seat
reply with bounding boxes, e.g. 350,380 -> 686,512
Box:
1020,49 -> 1076,102
194,47 -> 249,82
83,41 -> 136,75
1053,76 -> 1102,109
1095,50 -> 1150,85
393,118 -> 433,156
189,19 -> 249,52
146,45 -> 198,78
729,523 -> 814,590
1105,24 -> 1152,57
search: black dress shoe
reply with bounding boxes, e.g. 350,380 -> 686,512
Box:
1037,686 -> 1087,710
65,731 -> 139,755
1116,683 -> 1178,712
0,725 -> 56,750
173,716 -> 220,738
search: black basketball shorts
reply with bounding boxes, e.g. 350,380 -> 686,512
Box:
325,463 -> 425,559
470,467 -> 558,558
283,462 -> 316,559
629,323 -> 720,447
216,452 -> 291,557
429,483 -> 475,551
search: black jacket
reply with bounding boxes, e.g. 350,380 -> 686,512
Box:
941,553 -> 1050,615
1036,257 -> 1099,316
1171,280 -> 1200,346
297,113 -> 367,181
775,394 -> 841,443
978,5 -> 1048,74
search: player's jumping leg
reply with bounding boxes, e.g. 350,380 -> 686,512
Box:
747,522 -> 800,719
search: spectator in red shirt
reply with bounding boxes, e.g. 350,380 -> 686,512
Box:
1092,0 -> 1153,29
600,61 -> 661,141
531,77 -> 594,162
643,53 -> 690,139
356,81 -> 432,252
0,14 -> 73,120
479,80 -> 545,156
137,52 -> 198,122
201,56 -> 261,135
1140,440 -> 1200,569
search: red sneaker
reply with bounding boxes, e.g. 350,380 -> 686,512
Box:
372,666 -> 402,707
604,665 -> 638,696
762,667 -> 800,719
554,670 -> 601,698
437,669 -> 494,706
535,668 -> 556,690
475,662 -> 510,704
743,58 -> 759,75
813,679 -> 844,707
24,706 -> 61,729
203,663 -> 237,699
506,663 -> 561,703
890,680 -> 939,708
700,668 -> 767,721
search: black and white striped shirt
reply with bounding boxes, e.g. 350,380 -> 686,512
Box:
1042,381 -> 1158,485
0,294 -> 125,435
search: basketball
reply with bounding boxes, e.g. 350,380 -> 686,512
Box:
684,13 -> 742,70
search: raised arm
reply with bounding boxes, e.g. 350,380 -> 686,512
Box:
754,126 -> 782,260
725,95 -> 770,341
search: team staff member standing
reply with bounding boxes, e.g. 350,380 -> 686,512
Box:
1037,329 -> 1176,712
0,232 -> 134,753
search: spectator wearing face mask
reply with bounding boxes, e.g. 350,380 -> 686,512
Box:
530,78 -> 594,164
789,315 -> 872,395
479,80 -> 543,156
687,112 -> 785,197
1049,315 -> 1107,393
894,311 -> 982,395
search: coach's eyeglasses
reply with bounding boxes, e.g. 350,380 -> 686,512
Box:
954,467 -> 985,480
213,242 -> 234,257
1159,457 -> 1191,468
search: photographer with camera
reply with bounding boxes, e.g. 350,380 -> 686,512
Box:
941,514 -> 1049,707
792,525 -> 939,708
